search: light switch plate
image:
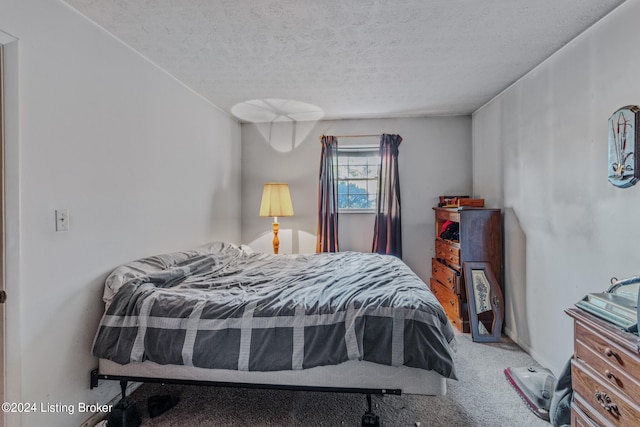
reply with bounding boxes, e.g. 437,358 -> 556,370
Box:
55,209 -> 69,232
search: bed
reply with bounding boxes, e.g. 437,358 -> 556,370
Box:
91,242 -> 457,425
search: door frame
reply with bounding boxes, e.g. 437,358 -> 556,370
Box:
0,29 -> 19,427
0,42 -> 5,427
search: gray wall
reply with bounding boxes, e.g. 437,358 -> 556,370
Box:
472,0 -> 638,375
241,116 -> 472,283
1,2 -> 241,426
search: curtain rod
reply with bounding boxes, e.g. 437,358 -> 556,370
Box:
319,134 -> 381,140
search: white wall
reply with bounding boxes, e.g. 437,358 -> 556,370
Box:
1,1 -> 241,426
241,116 -> 472,283
472,0 -> 637,375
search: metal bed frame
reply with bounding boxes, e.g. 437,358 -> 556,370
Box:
91,368 -> 400,426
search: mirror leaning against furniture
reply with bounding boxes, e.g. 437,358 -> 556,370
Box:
463,261 -> 504,342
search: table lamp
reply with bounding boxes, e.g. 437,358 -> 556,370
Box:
259,183 -> 294,254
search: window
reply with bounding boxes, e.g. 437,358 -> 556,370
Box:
336,147 -> 380,211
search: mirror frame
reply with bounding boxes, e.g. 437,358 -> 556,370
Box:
463,261 -> 504,342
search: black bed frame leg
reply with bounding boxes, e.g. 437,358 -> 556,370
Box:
118,386 -> 128,427
90,369 -> 99,389
120,380 -> 128,400
361,394 -> 380,427
107,380 -> 141,427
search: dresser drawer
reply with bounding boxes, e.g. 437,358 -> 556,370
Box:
430,278 -> 462,330
572,396 -> 614,427
435,239 -> 460,267
435,209 -> 460,223
572,359 -> 640,426
575,321 -> 640,400
575,336 -> 640,403
431,258 -> 460,293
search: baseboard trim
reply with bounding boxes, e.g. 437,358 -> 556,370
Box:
504,326 -> 531,352
504,327 -> 557,376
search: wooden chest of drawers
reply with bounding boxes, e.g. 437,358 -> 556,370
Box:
430,207 -> 502,332
567,308 -> 640,426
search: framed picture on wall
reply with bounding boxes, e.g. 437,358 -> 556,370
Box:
608,105 -> 640,188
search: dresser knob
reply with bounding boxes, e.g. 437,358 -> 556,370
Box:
604,347 -> 618,359
605,370 -> 617,381
449,300 -> 455,306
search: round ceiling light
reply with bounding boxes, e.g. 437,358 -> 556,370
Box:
231,99 -> 324,123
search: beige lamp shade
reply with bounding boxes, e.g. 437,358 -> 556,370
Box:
259,183 -> 294,218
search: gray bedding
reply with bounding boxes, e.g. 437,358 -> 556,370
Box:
92,242 -> 457,379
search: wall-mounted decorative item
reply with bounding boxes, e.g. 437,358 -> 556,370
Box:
463,261 -> 504,343
608,105 -> 640,188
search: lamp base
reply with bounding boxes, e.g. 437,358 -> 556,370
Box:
272,221 -> 279,254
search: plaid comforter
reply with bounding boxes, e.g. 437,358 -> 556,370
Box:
92,242 -> 456,379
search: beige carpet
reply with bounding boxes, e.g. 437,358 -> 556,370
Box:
123,332 -> 552,426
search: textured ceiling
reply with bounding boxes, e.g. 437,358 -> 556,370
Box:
63,0 -> 625,122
